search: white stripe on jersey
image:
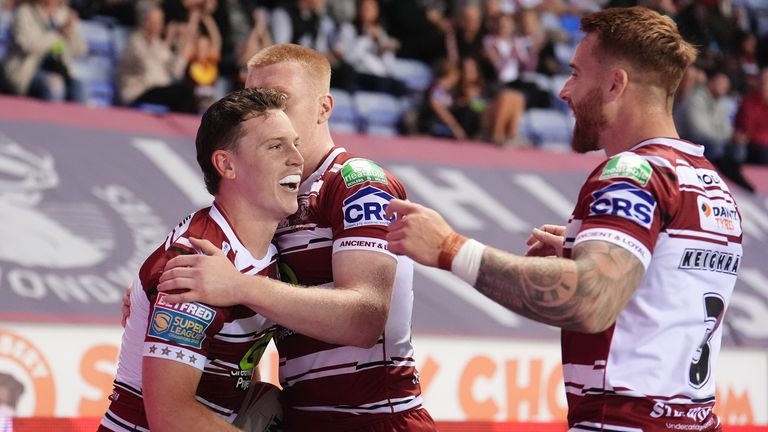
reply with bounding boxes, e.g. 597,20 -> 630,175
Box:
332,236 -> 396,259
571,421 -> 644,432
277,227 -> 333,253
631,137 -> 704,156
640,154 -> 674,169
574,228 -> 652,268
294,395 -> 423,414
563,362 -> 608,395
101,409 -> 150,432
195,395 -> 237,420
665,229 -> 730,244
214,318 -> 273,343
280,345 -> 414,387
144,342 -> 206,369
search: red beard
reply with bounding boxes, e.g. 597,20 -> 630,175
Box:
571,87 -> 607,154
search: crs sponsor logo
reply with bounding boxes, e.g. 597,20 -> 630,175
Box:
0,330 -> 56,416
342,186 -> 395,229
148,293 -> 216,349
697,196 -> 741,236
589,182 -> 656,229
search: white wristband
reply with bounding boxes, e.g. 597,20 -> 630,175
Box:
450,239 -> 486,286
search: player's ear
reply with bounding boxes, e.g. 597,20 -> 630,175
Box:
213,149 -> 236,180
318,93 -> 333,124
606,67 -> 629,102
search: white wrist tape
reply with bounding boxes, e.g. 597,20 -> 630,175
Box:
450,239 -> 486,286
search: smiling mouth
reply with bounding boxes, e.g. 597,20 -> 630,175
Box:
278,174 -> 301,191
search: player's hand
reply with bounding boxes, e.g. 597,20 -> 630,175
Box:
157,237 -> 247,306
121,282 -> 133,328
385,199 -> 454,268
525,224 -> 565,257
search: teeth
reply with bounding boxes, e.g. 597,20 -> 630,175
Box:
279,174 -> 301,185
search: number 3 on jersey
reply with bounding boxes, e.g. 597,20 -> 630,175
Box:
689,293 -> 725,388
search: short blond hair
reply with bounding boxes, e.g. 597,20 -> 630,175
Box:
581,7 -> 697,98
247,44 -> 331,94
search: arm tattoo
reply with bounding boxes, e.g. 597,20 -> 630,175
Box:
475,241 -> 645,332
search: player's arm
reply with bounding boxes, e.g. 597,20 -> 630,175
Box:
474,240 -> 644,333
157,238 -> 395,348
142,358 -> 241,432
385,199 -> 645,333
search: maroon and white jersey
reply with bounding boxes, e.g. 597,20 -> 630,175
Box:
562,138 -> 742,432
273,147 -> 425,426
100,204 -> 277,432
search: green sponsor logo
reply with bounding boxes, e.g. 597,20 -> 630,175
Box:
340,158 -> 388,188
239,329 -> 275,370
599,154 -> 652,186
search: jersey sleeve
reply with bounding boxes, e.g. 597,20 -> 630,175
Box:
573,152 -> 672,269
139,241 -> 227,371
315,158 -> 407,259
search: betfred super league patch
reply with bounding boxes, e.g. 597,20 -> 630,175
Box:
148,293 -> 216,349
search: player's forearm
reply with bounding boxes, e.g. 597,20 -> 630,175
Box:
474,242 -> 640,333
242,277 -> 387,348
146,396 -> 241,432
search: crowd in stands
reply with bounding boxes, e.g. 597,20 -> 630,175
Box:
0,0 -> 766,177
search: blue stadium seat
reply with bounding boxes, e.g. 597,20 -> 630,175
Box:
329,88 -> 359,134
520,108 -> 573,151
353,91 -> 403,136
390,58 -> 433,93
0,12 -> 12,60
80,19 -> 114,57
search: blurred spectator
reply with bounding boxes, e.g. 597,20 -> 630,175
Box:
735,67 -> 768,165
270,0 -> 334,49
1,0 -> 87,102
675,66 -> 753,190
446,3 -> 486,66
733,30 -> 760,92
70,0 -> 137,26
117,6 -> 196,113
270,0 -> 356,90
483,13 -> 549,107
381,0 -> 449,65
674,60 -> 705,107
457,55 -> 526,145
419,59 -> 468,139
185,6 -> 223,111
335,0 -> 408,96
235,8 -> 272,85
326,0 -> 356,24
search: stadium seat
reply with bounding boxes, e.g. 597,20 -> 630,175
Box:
329,88 -> 359,134
520,108 -> 572,150
353,91 -> 403,136
390,58 -> 433,93
549,74 -> 570,111
111,25 -> 131,60
0,12 -> 11,60
80,19 -> 114,57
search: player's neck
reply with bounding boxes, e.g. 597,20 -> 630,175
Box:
602,110 -> 679,157
214,197 -> 279,260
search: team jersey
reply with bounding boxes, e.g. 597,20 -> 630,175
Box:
100,204 -> 277,432
273,147 -> 426,428
562,138 -> 742,432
